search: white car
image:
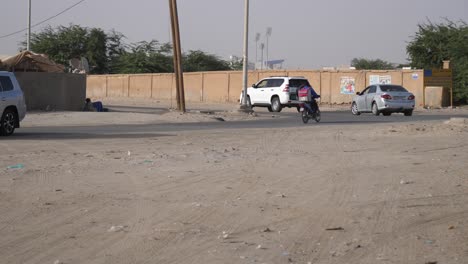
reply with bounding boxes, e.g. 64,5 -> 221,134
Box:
0,72 -> 27,136
351,84 -> 415,116
240,76 -> 311,112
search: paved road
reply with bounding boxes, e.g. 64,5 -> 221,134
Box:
10,107 -> 468,140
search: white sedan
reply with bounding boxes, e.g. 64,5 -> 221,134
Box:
351,84 -> 415,116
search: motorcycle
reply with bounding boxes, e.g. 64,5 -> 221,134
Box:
299,100 -> 321,124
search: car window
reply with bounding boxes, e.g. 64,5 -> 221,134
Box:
361,87 -> 370,95
369,86 -> 377,94
0,76 -> 14,92
380,85 -> 408,92
289,79 -> 310,88
267,79 -> 284,87
256,79 -> 269,88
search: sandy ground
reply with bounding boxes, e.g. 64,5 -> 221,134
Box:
0,106 -> 467,264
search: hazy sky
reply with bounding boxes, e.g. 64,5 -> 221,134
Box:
1,0 -> 467,69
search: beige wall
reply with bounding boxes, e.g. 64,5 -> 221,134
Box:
16,72 -> 86,111
402,70 -> 424,107
87,69 -> 425,107
107,75 -> 128,97
152,74 -> 174,100
184,73 -> 203,102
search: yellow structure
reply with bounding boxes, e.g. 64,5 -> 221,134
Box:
87,69 -> 425,107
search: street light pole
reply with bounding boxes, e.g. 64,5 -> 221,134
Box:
260,43 -> 264,70
27,0 -> 31,51
255,33 -> 260,70
240,0 -> 252,112
266,27 -> 272,70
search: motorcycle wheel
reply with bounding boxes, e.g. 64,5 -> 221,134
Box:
301,110 -> 309,124
314,109 -> 321,123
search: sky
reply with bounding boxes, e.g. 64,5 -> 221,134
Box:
1,0 -> 467,69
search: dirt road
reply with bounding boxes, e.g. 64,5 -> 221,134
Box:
0,111 -> 467,264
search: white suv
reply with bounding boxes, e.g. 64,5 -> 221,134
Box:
240,76 -> 311,112
0,72 -> 27,136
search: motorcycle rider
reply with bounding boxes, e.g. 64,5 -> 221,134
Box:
299,84 -> 320,113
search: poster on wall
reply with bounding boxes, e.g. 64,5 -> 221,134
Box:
379,75 -> 392,84
369,75 -> 380,85
340,77 -> 356,95
369,75 -> 392,85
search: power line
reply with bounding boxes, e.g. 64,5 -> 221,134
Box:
0,0 -> 86,39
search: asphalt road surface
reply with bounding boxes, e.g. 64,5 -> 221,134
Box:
10,108 -> 468,140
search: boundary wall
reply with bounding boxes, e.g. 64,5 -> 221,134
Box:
16,72 -> 86,111
87,70 -> 424,107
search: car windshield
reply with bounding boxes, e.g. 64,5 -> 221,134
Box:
289,79 -> 310,88
380,85 -> 408,92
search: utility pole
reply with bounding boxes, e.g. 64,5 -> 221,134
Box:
169,0 -> 185,112
27,0 -> 31,51
239,0 -> 252,112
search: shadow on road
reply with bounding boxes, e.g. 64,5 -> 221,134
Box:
3,132 -> 173,141
9,111 -> 468,139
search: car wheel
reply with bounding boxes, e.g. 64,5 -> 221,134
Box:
271,97 -> 282,112
0,109 -> 17,136
372,103 -> 380,116
383,112 -> 391,116
267,106 -> 273,112
404,110 -> 413,116
351,102 -> 360,115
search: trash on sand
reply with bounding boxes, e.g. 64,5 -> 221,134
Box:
53,260 -> 63,264
55,189 -> 63,192
424,239 -> 434,245
7,164 -> 24,170
326,227 -> 344,231
142,160 -> 153,164
449,226 -> 455,230
425,261 -> 438,264
262,227 -> 272,233
400,180 -> 413,185
127,151 -> 131,156
277,193 -> 286,198
218,231 -> 230,239
214,117 -> 225,122
108,225 -> 126,232
256,244 -> 263,249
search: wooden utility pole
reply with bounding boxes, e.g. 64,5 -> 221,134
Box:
169,0 -> 185,112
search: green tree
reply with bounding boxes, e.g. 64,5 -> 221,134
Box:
29,24 -> 110,73
105,30 -> 126,73
351,58 -> 395,70
26,24 -> 237,74
182,50 -> 231,72
111,40 -> 174,74
407,19 -> 468,102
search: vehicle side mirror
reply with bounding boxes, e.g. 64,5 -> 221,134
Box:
252,83 -> 257,88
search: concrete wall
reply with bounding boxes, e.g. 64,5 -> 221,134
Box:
425,86 -> 450,108
16,72 -> 86,111
87,69 -> 425,107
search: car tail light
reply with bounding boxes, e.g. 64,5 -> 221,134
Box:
381,94 -> 392,100
283,84 -> 289,92
408,95 -> 415,100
